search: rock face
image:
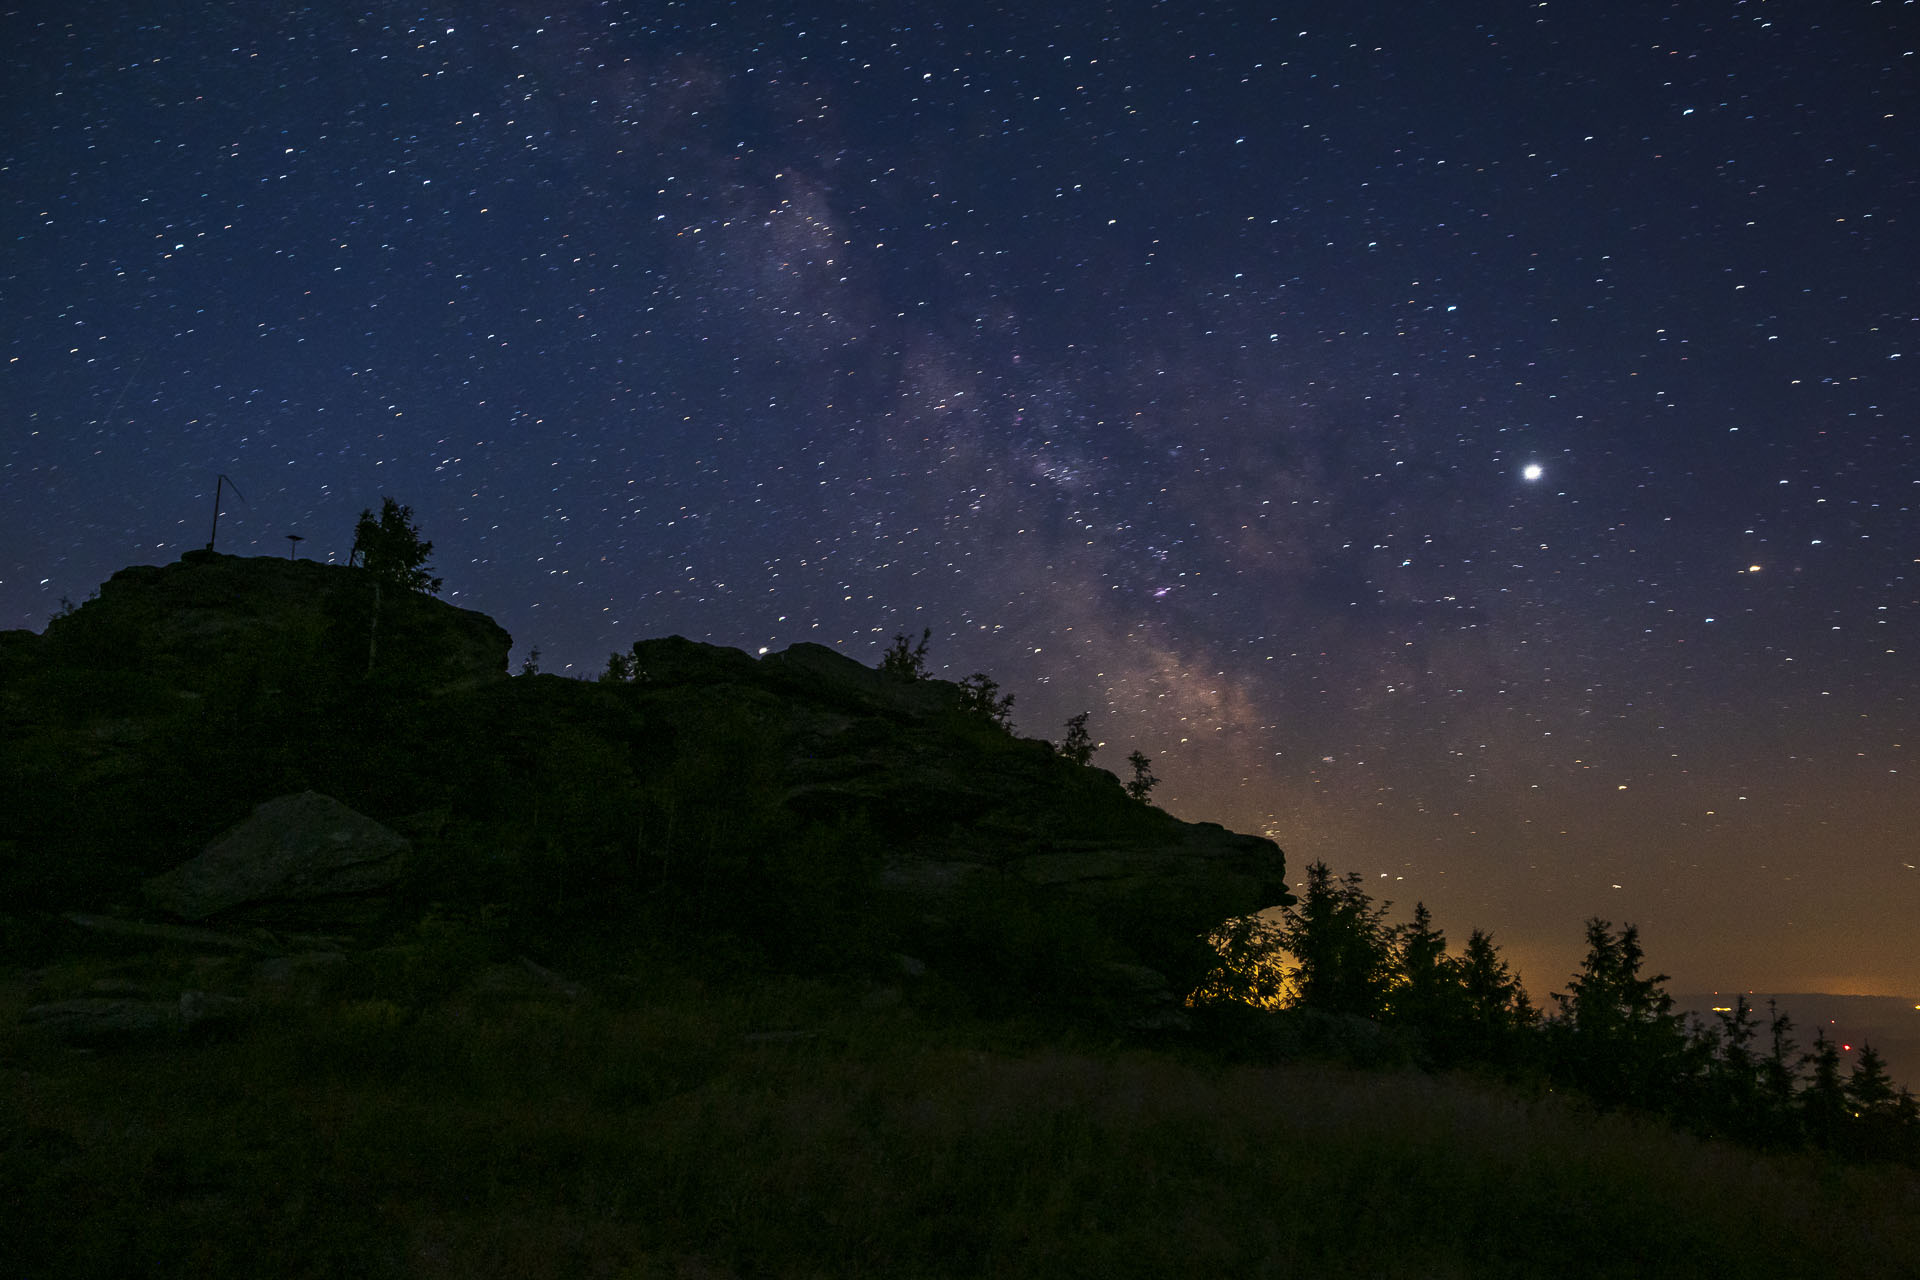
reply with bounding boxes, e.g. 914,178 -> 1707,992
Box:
4,551 -> 1293,1021
756,640 -> 951,716
539,635 -> 1297,1009
144,791 -> 409,921
0,551 -> 510,892
44,550 -> 512,695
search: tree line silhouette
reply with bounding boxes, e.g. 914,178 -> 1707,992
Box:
1193,860 -> 1920,1167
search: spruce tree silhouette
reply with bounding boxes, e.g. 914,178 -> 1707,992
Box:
1124,751 -> 1157,802
1393,903 -> 1454,1026
1059,712 -> 1095,765
1280,861 -> 1396,1019
350,497 -> 441,595
1549,919 -> 1689,1109
880,628 -> 931,680
1800,1029 -> 1848,1147
1456,927 -> 1534,1061
1761,998 -> 1799,1114
1845,1044 -> 1897,1120
348,497 -> 440,676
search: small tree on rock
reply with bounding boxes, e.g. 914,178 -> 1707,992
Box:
350,497 -> 441,595
1125,750 -> 1158,802
1059,712 -> 1095,765
956,672 -> 1016,730
880,628 -> 931,680
347,496 -> 440,676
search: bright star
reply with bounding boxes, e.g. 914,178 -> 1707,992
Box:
1522,463 -> 1543,482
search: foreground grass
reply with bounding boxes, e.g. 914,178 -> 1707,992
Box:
4,954 -> 1918,1278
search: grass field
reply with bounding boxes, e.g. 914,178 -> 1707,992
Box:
5,947 -> 1919,1279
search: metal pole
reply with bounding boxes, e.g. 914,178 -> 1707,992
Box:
206,475 -> 225,551
206,473 -> 247,552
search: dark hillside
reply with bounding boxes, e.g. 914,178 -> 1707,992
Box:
0,552 -> 1289,1017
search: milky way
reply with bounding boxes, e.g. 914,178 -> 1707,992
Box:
4,2 -> 1914,992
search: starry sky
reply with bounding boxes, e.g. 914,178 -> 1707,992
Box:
5,2 -> 1915,995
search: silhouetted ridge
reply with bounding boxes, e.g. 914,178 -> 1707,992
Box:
1,551 -> 1291,1024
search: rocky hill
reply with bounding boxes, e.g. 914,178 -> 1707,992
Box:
0,552 -> 1291,1020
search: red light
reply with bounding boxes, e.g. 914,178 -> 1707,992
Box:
1842,1043 -> 1852,1052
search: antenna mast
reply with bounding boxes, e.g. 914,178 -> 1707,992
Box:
206,473 -> 247,551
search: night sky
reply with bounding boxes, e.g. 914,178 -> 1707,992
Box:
5,2 -> 1915,995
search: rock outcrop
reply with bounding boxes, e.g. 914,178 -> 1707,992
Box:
40,549 -> 511,695
144,791 -> 409,921
564,634 -> 1294,1006
3,552 -> 1292,1022
0,551 -> 509,893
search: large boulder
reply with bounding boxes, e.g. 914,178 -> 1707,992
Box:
758,641 -> 949,717
42,550 -> 513,695
627,635 -> 761,686
144,791 -> 408,921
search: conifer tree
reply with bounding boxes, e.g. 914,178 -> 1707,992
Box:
1459,928 -> 1530,1029
1393,903 -> 1456,1029
1798,1028 -> 1848,1147
1696,995 -> 1789,1144
1845,1044 -> 1898,1120
1125,750 -> 1158,802
350,496 -> 441,595
1454,926 -> 1534,1063
1714,995 -> 1761,1088
880,627 -> 931,679
347,496 -> 440,675
1059,712 -> 1095,765
1550,919 -> 1689,1108
1281,861 -> 1398,1019
956,672 -> 1015,729
1761,998 -> 1799,1112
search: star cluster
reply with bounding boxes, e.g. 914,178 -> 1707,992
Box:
4,1 -> 1914,992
